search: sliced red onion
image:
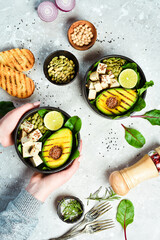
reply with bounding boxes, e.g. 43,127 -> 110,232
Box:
55,0 -> 75,12
37,1 -> 58,22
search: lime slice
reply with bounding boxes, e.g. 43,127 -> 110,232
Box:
119,69 -> 138,89
44,111 -> 64,131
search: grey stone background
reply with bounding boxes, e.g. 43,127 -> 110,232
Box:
0,0 -> 160,239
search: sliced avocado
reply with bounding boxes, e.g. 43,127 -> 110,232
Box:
42,128 -> 73,168
96,88 -> 138,116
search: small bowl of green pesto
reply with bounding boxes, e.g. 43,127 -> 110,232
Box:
43,50 -> 79,85
57,196 -> 84,223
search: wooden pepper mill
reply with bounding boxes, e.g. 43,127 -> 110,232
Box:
109,147 -> 160,196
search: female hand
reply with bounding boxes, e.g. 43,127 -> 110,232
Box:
0,102 -> 40,147
26,141 -> 82,202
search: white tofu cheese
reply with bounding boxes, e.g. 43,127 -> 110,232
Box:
101,75 -> 111,84
28,129 -> 42,142
21,130 -> 27,138
30,146 -> 40,156
21,121 -> 34,133
97,63 -> 107,74
88,81 -> 95,90
101,82 -> 109,89
88,89 -> 97,100
21,136 -> 30,145
94,82 -> 103,92
23,141 -> 34,158
90,71 -> 99,81
110,79 -> 120,88
30,155 -> 43,167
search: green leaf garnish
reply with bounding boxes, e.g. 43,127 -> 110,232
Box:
121,124 -> 145,148
116,199 -> 134,240
131,109 -> 160,126
0,101 -> 15,118
86,186 -> 120,205
137,80 -> 154,96
64,116 -> 82,134
38,109 -> 49,118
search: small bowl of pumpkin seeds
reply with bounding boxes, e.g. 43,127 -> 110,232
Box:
43,50 -> 79,85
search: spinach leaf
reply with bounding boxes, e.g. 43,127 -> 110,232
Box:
0,101 -> 15,118
131,109 -> 160,126
65,116 -> 82,134
137,80 -> 154,96
17,144 -> 22,154
93,60 -> 101,68
116,199 -> 134,240
121,124 -> 145,148
70,149 -> 80,161
38,109 -> 49,118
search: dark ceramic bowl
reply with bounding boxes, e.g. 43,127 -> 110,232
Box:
14,106 -> 80,174
57,196 -> 84,224
83,54 -> 147,119
43,50 -> 79,85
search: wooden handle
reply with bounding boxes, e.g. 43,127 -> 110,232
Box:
109,151 -> 159,196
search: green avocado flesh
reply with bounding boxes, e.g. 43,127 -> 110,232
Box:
96,88 -> 138,116
42,128 -> 73,168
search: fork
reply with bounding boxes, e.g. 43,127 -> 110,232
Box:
50,219 -> 114,240
52,202 -> 112,239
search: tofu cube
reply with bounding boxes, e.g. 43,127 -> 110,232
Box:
88,89 -> 97,100
88,81 -> 95,90
23,141 -> 34,158
28,129 -> 42,142
110,79 -> 120,88
108,73 -> 115,79
101,75 -> 111,84
21,121 -> 34,133
30,155 -> 43,167
101,82 -> 109,89
34,142 -> 42,151
30,146 -> 40,156
97,63 -> 107,74
90,71 -> 99,81
94,82 -> 103,92
21,136 -> 30,145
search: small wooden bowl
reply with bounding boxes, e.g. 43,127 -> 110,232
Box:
68,20 -> 97,51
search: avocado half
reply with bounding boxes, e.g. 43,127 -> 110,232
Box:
96,88 -> 138,116
42,128 -> 73,168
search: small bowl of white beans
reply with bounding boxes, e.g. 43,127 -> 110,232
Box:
68,20 -> 97,51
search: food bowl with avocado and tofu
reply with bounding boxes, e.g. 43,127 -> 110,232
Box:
14,107 -> 81,173
83,55 -> 154,119
43,50 -> 79,85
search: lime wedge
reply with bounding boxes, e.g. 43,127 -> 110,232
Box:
44,111 -> 64,131
119,69 -> 138,89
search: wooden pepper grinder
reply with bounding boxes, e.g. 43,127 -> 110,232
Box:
109,147 -> 160,196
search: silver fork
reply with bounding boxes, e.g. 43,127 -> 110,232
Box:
52,202 -> 112,239
50,219 -> 114,240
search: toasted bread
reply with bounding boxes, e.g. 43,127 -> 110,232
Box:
0,48 -> 35,72
0,64 -> 35,98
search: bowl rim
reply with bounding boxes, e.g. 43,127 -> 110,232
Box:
57,196 -> 84,224
43,50 -> 79,86
14,106 -> 81,174
67,20 -> 97,51
82,54 -> 147,119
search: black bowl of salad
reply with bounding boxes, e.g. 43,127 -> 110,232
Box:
83,55 -> 153,119
14,107 -> 81,174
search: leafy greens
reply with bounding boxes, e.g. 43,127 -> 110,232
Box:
131,109 -> 160,126
0,101 -> 15,118
116,199 -> 134,240
121,124 -> 145,148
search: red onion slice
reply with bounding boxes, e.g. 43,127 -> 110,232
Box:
38,1 -> 58,22
55,0 -> 75,12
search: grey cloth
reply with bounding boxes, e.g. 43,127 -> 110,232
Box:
0,189 -> 43,240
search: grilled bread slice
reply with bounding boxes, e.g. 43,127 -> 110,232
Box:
0,64 -> 35,98
0,48 -> 35,72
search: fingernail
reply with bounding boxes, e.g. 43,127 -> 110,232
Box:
33,101 -> 40,107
